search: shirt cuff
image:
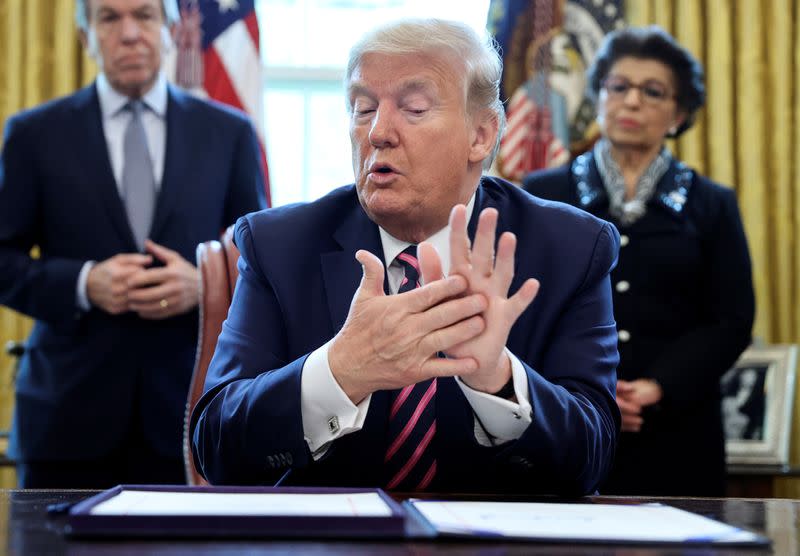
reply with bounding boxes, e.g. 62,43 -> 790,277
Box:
76,261 -> 95,312
455,348 -> 533,445
300,339 -> 371,459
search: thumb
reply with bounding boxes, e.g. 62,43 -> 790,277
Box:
354,250 -> 385,299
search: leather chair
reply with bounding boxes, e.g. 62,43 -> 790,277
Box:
184,226 -> 239,485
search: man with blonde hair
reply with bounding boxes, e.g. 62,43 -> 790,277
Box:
192,18 -> 619,495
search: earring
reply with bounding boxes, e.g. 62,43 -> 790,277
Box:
668,126 -> 678,135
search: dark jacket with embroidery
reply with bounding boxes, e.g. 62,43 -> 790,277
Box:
524,152 -> 755,496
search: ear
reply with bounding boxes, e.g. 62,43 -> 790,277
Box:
670,109 -> 688,135
468,108 -> 499,165
79,29 -> 89,50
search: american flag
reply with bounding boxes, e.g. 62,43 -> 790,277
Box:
499,82 -> 568,181
489,0 -> 623,181
174,0 -> 271,206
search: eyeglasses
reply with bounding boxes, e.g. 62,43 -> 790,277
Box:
601,76 -> 674,104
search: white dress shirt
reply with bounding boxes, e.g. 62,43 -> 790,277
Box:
300,194 -> 534,458
75,73 -> 169,311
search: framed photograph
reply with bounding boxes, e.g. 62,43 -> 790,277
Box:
722,345 -> 798,466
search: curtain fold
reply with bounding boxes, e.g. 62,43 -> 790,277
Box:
627,0 -> 800,497
0,1 -> 96,487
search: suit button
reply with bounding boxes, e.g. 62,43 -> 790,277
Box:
618,330 -> 631,343
620,235 -> 629,247
615,280 -> 630,293
509,456 -> 533,469
267,455 -> 276,468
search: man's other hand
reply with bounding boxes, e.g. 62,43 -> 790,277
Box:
126,239 -> 200,319
440,205 -> 539,394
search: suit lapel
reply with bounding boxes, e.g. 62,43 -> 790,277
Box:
149,85 -> 188,242
320,197 -> 390,462
72,84 -> 138,250
320,197 -> 384,334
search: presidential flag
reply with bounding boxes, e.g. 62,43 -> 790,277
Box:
174,0 -> 271,206
488,0 -> 623,181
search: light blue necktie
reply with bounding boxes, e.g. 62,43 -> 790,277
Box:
122,100 -> 156,250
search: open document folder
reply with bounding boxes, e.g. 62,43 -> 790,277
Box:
407,499 -> 769,547
64,485 -> 406,538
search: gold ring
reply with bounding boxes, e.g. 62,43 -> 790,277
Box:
160,299 -> 169,309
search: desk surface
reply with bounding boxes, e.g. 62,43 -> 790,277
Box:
2,489 -> 798,555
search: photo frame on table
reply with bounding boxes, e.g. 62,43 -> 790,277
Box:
721,345 -> 798,466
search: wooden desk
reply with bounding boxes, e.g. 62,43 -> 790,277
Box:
1,489 -> 797,555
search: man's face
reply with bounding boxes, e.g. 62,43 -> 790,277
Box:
85,0 -> 166,97
348,51 -> 494,242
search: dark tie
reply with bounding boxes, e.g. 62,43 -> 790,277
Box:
122,100 -> 156,250
384,245 -> 437,491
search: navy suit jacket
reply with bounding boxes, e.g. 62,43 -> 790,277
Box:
192,177 -> 620,495
0,83 -> 266,461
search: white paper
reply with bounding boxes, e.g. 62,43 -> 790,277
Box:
410,500 -> 763,544
90,490 -> 393,517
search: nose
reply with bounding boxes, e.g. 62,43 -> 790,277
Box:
622,85 -> 643,107
119,15 -> 142,42
368,106 -> 399,148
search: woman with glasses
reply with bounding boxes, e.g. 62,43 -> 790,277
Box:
524,26 -> 754,496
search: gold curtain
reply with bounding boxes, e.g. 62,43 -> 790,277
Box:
0,0 -> 96,487
627,0 -> 800,496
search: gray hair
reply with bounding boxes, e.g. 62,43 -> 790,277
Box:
346,18 -> 506,171
75,0 -> 180,32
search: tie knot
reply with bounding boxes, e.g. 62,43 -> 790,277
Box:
126,100 -> 145,117
396,245 -> 420,293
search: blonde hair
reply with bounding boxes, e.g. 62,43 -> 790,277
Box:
346,18 -> 506,170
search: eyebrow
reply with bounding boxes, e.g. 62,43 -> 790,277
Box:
348,78 -> 438,103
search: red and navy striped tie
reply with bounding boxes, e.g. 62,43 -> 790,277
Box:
385,245 -> 437,491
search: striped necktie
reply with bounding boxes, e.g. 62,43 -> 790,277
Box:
384,245 -> 437,491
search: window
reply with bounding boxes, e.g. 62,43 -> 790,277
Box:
256,0 -> 491,206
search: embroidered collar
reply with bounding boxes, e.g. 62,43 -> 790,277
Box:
593,139 -> 671,225
571,151 -> 693,220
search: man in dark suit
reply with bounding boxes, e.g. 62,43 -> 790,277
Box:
0,0 -> 266,488
192,18 -> 619,495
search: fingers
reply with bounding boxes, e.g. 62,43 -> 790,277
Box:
421,314 -> 485,354
127,282 -> 174,306
493,232 -> 516,291
621,414 -> 644,432
616,380 -> 634,395
144,239 -> 180,263
418,242 -> 443,284
127,267 -> 171,289
506,278 -> 540,321
354,250 -> 386,298
448,204 -> 471,273
471,208 -> 497,277
404,274 -> 467,313
616,397 -> 642,417
421,355 -> 479,378
112,253 -> 153,267
418,293 -> 486,335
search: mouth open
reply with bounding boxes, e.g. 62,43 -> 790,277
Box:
367,163 -> 399,185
